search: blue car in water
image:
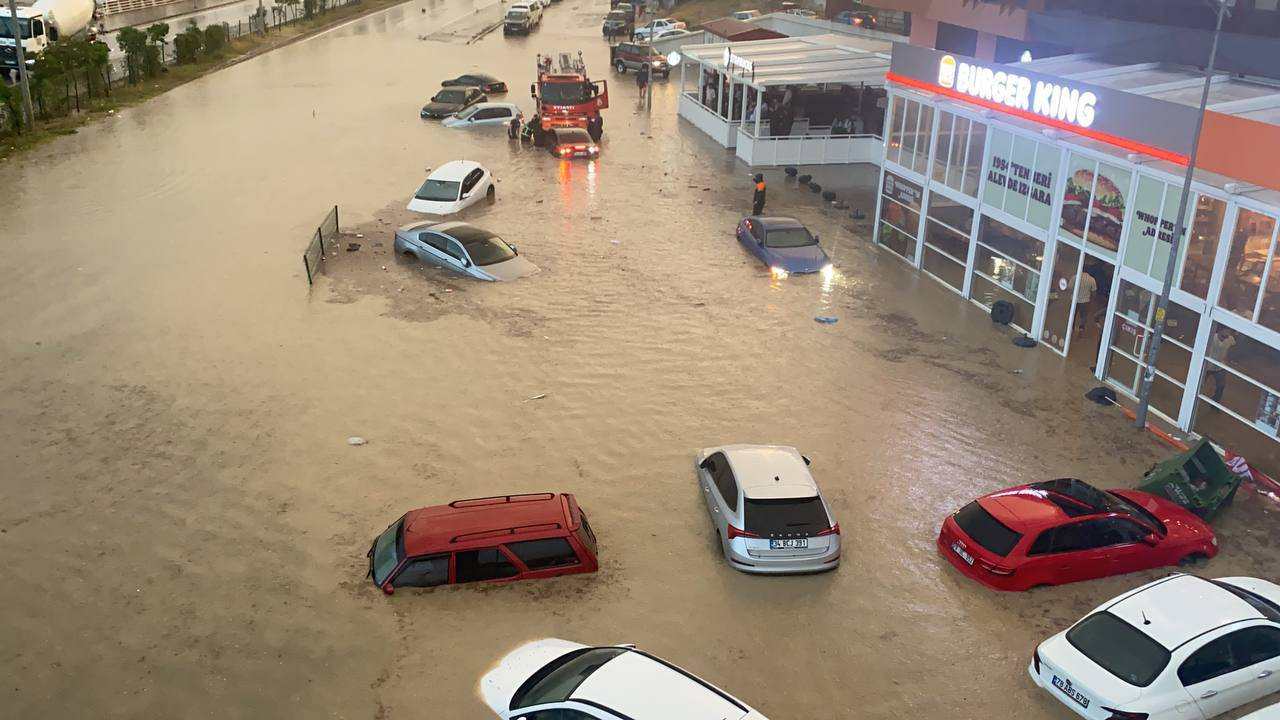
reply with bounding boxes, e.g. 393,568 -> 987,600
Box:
735,216 -> 833,277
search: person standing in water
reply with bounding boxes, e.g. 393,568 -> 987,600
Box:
752,174 -> 767,215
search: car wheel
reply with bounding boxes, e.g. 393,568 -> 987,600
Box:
615,59 -> 626,73
486,185 -> 496,202
403,250 -> 417,260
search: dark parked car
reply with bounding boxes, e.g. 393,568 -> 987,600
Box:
735,216 -> 832,276
546,127 -> 600,159
833,9 -> 877,28
420,86 -> 486,119
611,41 -> 669,78
602,9 -> 633,36
441,73 -> 507,94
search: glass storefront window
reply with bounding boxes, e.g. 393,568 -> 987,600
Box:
1195,324 -> 1280,445
878,171 -> 923,263
926,192 -> 973,235
977,215 -> 1044,270
974,244 -> 1039,304
1104,279 -> 1201,420
933,111 -> 955,186
932,111 -> 985,198
879,224 -> 916,262
1218,208 -> 1279,322
982,128 -> 1060,230
923,245 -> 965,291
886,95 -> 933,177
887,95 -> 906,166
1179,195 -> 1226,299
1123,174 -> 1195,283
1059,154 -> 1130,259
971,274 -> 1035,330
964,121 -> 986,198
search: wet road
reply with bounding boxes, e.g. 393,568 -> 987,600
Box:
3,1 -> 1280,719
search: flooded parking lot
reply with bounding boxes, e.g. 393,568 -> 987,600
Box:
3,1 -> 1280,718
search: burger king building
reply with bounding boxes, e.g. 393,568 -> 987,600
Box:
876,43 -> 1280,472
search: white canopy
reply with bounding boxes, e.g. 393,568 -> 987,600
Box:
680,34 -> 893,89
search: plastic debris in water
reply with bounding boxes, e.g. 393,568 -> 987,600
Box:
347,436 -> 367,446
815,316 -> 838,324
524,393 -> 548,402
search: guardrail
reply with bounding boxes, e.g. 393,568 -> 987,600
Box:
303,205 -> 338,285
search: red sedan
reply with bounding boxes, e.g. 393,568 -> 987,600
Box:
937,478 -> 1217,591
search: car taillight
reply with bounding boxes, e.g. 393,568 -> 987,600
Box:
853,17 -> 863,24
727,525 -> 761,540
559,147 -> 571,156
1101,709 -> 1148,720
977,558 -> 1015,576
816,523 -> 840,536
1032,649 -> 1041,674
574,145 -> 586,151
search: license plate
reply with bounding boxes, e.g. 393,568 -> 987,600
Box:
1051,675 -> 1091,709
770,538 -> 809,549
951,541 -> 975,565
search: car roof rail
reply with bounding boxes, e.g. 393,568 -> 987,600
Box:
451,522 -> 563,543
449,492 -> 557,508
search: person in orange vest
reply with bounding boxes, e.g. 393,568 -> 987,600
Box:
752,174 -> 767,215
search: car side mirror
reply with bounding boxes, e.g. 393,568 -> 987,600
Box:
814,234 -> 821,242
802,455 -> 811,466
382,583 -> 394,595
463,258 -> 472,268
757,238 -> 764,245
1142,533 -> 1159,546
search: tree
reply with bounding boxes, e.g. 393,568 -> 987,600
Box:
116,26 -> 148,84
202,24 -> 225,56
84,40 -> 111,97
174,23 -> 202,64
0,82 -> 22,133
145,22 -> 170,62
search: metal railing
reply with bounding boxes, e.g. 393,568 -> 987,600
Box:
303,205 -> 338,285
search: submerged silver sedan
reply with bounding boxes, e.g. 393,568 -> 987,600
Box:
694,444 -> 841,574
394,220 -> 539,282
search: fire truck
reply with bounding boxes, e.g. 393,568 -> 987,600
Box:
530,51 -> 609,139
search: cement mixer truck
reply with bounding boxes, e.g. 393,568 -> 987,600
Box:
1,0 -> 100,71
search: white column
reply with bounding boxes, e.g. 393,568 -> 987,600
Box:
1030,147 -> 1073,344
754,85 -> 763,137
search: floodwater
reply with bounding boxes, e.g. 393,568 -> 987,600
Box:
3,2 -> 1279,719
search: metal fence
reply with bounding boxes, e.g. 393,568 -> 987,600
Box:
303,205 -> 338,285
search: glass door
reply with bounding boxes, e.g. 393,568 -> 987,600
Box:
1042,243 -> 1082,354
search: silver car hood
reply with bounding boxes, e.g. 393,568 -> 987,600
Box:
478,254 -> 539,281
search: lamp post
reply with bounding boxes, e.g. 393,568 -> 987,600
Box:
1134,0 -> 1233,429
5,0 -> 35,129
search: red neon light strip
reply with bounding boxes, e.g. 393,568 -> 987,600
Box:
884,72 -> 1190,166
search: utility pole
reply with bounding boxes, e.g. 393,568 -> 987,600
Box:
5,0 -> 35,129
1134,0 -> 1232,429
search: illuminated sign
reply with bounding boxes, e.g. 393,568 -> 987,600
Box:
938,54 -> 1097,128
722,47 -> 754,75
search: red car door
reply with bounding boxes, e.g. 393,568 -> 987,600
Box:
1027,519 -> 1124,585
1097,516 -> 1160,577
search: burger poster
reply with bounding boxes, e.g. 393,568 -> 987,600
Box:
1059,157 -> 1130,253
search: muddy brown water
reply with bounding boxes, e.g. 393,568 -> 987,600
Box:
3,2 -> 1279,719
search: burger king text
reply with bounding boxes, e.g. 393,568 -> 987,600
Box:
938,56 -> 1098,129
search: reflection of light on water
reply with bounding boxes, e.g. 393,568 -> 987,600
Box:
586,159 -> 597,196
820,264 -> 835,297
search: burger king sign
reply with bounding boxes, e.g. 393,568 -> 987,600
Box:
937,54 -> 1098,129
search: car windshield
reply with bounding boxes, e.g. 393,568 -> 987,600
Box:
744,496 -> 829,536
506,9 -> 528,18
953,501 -> 1022,556
557,130 -> 592,144
541,82 -> 591,106
1066,612 -> 1170,687
415,179 -> 461,202
1031,479 -> 1168,535
370,519 -> 403,586
434,89 -> 467,103
455,105 -> 480,119
510,647 -> 628,709
764,226 -> 817,248
607,10 -> 625,19
0,18 -> 32,38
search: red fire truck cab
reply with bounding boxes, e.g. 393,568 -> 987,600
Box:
530,51 -> 609,135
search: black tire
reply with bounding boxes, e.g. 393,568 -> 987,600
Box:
404,250 -> 417,260
615,59 -> 626,73
486,185 -> 496,202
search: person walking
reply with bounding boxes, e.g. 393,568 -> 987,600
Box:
636,62 -> 649,96
752,174 -> 767,216
1074,269 -> 1098,334
1205,326 -> 1237,403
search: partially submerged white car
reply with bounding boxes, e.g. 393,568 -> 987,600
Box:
480,639 -> 769,719
1030,573 -> 1280,720
442,102 -> 523,129
407,160 -> 494,215
394,220 -> 538,282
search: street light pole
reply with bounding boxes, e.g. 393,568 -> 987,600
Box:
5,0 -> 35,129
1134,0 -> 1232,429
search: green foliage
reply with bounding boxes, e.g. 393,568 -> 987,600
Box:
174,24 -> 202,64
116,26 -> 148,85
145,22 -> 170,45
0,82 -> 22,133
202,24 -> 226,55
142,44 -> 161,77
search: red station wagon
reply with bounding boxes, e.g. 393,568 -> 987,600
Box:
937,478 -> 1218,591
367,492 -> 599,594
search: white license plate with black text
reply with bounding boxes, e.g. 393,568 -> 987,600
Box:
770,538 -> 809,549
1051,675 -> 1091,709
951,541 -> 975,565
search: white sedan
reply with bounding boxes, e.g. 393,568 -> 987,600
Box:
480,639 -> 769,719
407,160 -> 494,215
442,102 -> 522,129
633,17 -> 685,41
1030,573 -> 1280,720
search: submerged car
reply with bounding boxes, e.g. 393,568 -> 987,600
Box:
368,493 -> 598,594
695,444 -> 840,574
442,102 -> 523,129
1030,573 -> 1280,720
735,216 -> 833,277
939,478 -> 1218,591
546,127 -> 599,159
407,160 -> 494,215
481,639 -> 770,719
394,220 -> 539,281
421,86 -> 486,119
441,72 -> 508,94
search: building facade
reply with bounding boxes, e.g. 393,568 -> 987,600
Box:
875,44 -> 1280,475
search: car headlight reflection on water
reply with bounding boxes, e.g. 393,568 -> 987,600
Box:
820,264 -> 835,280
770,266 -> 789,280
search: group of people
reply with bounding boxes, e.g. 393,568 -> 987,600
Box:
699,73 -> 885,137
507,113 -> 604,144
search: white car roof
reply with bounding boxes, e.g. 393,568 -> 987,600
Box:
468,102 -> 519,112
573,651 -> 745,719
429,160 -> 486,182
719,444 -> 818,500
1105,575 -> 1267,649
